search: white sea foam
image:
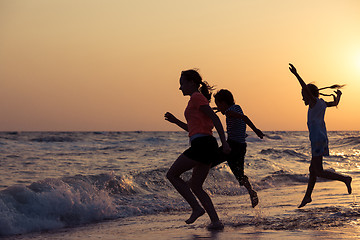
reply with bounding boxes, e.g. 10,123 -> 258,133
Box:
0,176 -> 117,236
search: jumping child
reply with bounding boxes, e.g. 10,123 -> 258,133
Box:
289,63 -> 352,208
212,89 -> 264,208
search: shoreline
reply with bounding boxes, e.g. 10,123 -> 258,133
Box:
4,180 -> 359,240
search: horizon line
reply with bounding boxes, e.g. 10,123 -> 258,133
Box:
0,130 -> 359,133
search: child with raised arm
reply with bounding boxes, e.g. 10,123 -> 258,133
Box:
289,63 -> 352,208
165,69 -> 230,230
212,89 -> 264,208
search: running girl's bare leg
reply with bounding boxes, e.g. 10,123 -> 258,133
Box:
298,172 -> 316,208
311,155 -> 352,194
166,154 -> 204,222
299,155 -> 352,208
189,163 -> 222,226
316,169 -> 352,194
299,155 -> 322,208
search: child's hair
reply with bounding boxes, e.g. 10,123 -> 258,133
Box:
214,89 -> 235,106
307,84 -> 345,97
181,69 -> 214,101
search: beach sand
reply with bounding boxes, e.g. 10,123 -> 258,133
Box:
5,179 -> 359,240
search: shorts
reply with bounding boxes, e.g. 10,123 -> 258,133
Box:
183,135 -> 219,165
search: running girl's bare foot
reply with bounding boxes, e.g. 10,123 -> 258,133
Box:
298,196 -> 312,208
345,176 -> 352,194
250,190 -> 259,208
207,221 -> 224,231
185,208 -> 205,224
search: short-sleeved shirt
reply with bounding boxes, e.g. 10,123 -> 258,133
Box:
184,92 -> 214,137
225,104 -> 247,143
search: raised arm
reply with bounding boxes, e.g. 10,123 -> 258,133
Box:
164,112 -> 188,132
199,105 -> 231,154
326,90 -> 342,107
289,63 -> 307,88
289,63 -> 317,106
226,111 -> 264,139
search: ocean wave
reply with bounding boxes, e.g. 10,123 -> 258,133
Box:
100,146 -> 135,152
0,165 -> 336,236
0,175 -> 117,236
31,136 -> 76,143
333,136 -> 360,147
0,172 -> 186,237
141,137 -> 169,144
246,133 -> 282,142
259,148 -> 307,159
264,135 -> 283,140
246,137 -> 264,143
258,170 -> 308,188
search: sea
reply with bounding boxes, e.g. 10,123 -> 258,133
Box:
0,131 -> 360,239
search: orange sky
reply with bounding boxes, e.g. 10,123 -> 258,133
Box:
1,0 -> 359,131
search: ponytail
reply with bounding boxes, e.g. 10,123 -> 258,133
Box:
319,84 -> 345,97
199,81 -> 214,102
318,84 -> 345,91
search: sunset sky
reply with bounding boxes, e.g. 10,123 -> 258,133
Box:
1,0 -> 360,131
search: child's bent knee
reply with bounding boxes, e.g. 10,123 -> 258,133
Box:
166,171 -> 174,181
309,165 -> 322,176
190,183 -> 204,193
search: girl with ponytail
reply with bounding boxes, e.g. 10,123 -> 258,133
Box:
289,63 -> 352,208
164,69 -> 230,230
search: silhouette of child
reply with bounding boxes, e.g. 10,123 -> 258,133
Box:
212,89 -> 264,208
289,63 -> 352,208
165,69 -> 230,230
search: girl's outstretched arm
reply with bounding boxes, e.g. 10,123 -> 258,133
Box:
164,112 -> 188,132
289,63 -> 307,88
289,63 -> 317,107
226,111 -> 265,139
199,105 -> 231,154
326,90 -> 342,107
